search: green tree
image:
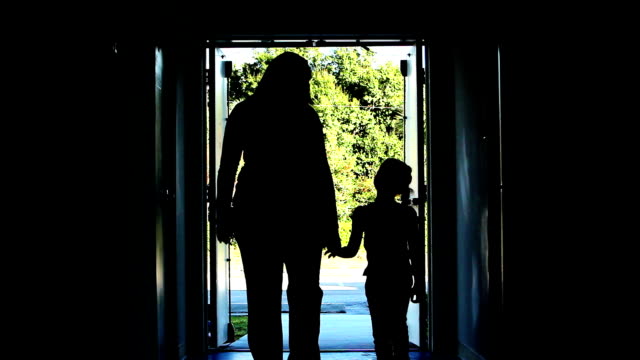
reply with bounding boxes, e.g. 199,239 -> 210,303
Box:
228,47 -> 405,247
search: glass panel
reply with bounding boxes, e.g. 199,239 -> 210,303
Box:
207,47 -> 232,347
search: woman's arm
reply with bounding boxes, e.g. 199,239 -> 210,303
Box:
216,109 -> 243,207
215,109 -> 243,243
325,207 -> 364,258
313,110 -> 341,252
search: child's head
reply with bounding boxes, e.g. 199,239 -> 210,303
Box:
373,158 -> 412,196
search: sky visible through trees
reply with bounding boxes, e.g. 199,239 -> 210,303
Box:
219,46 -> 412,68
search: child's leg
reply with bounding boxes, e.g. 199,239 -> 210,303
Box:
366,277 -> 393,360
389,274 -> 412,360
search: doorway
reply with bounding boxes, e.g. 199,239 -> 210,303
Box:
206,36 -> 428,352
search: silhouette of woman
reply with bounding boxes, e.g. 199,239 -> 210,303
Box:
216,51 -> 341,360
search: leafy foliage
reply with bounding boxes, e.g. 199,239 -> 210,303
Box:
229,47 -> 404,246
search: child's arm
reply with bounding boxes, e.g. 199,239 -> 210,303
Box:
339,215 -> 364,258
325,207 -> 364,258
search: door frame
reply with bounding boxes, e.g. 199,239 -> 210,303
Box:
206,35 -> 430,350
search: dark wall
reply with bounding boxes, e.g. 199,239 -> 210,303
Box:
163,42 -> 208,359
496,40 -> 605,359
120,42 -> 164,360
429,43 -> 503,360
497,41 -> 583,359
65,41 -> 163,360
112,41 -> 207,360
453,45 -> 499,360
427,43 -> 459,356
63,37 -> 509,360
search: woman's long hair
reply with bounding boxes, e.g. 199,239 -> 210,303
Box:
253,51 -> 313,104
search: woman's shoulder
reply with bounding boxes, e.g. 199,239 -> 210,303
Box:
303,103 -> 321,120
304,103 -> 318,112
351,204 -> 369,217
228,98 -> 261,124
230,98 -> 252,114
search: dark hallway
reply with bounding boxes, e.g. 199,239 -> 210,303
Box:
47,35 -> 589,360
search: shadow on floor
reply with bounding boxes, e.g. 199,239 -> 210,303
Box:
202,351 -> 438,359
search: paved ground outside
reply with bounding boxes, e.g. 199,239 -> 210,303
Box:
220,246 -> 427,351
223,314 -> 377,351
229,245 -> 370,315
226,246 -> 375,350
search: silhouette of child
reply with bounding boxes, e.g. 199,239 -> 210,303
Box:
326,158 -> 422,360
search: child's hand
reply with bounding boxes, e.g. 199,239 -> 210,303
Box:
324,247 -> 344,258
322,234 -> 342,253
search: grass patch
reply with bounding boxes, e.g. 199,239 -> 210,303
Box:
230,315 -> 248,341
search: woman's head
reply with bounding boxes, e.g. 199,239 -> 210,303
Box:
254,52 -> 312,103
374,158 -> 412,196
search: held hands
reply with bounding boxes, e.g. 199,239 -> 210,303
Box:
322,233 -> 342,257
324,247 -> 347,258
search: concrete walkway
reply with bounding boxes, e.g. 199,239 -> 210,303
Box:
223,314 -> 378,351
202,351 -> 435,359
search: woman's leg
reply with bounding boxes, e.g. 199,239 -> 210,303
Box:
237,235 -> 284,360
284,242 -> 323,360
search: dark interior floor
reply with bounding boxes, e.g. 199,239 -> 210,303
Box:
198,314 -> 450,359
197,350 -> 449,359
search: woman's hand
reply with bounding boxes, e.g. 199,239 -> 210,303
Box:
322,232 -> 342,253
324,247 -> 345,258
215,205 -> 235,244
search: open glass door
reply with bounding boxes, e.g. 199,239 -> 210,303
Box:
207,47 -> 232,347
402,41 -> 428,349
